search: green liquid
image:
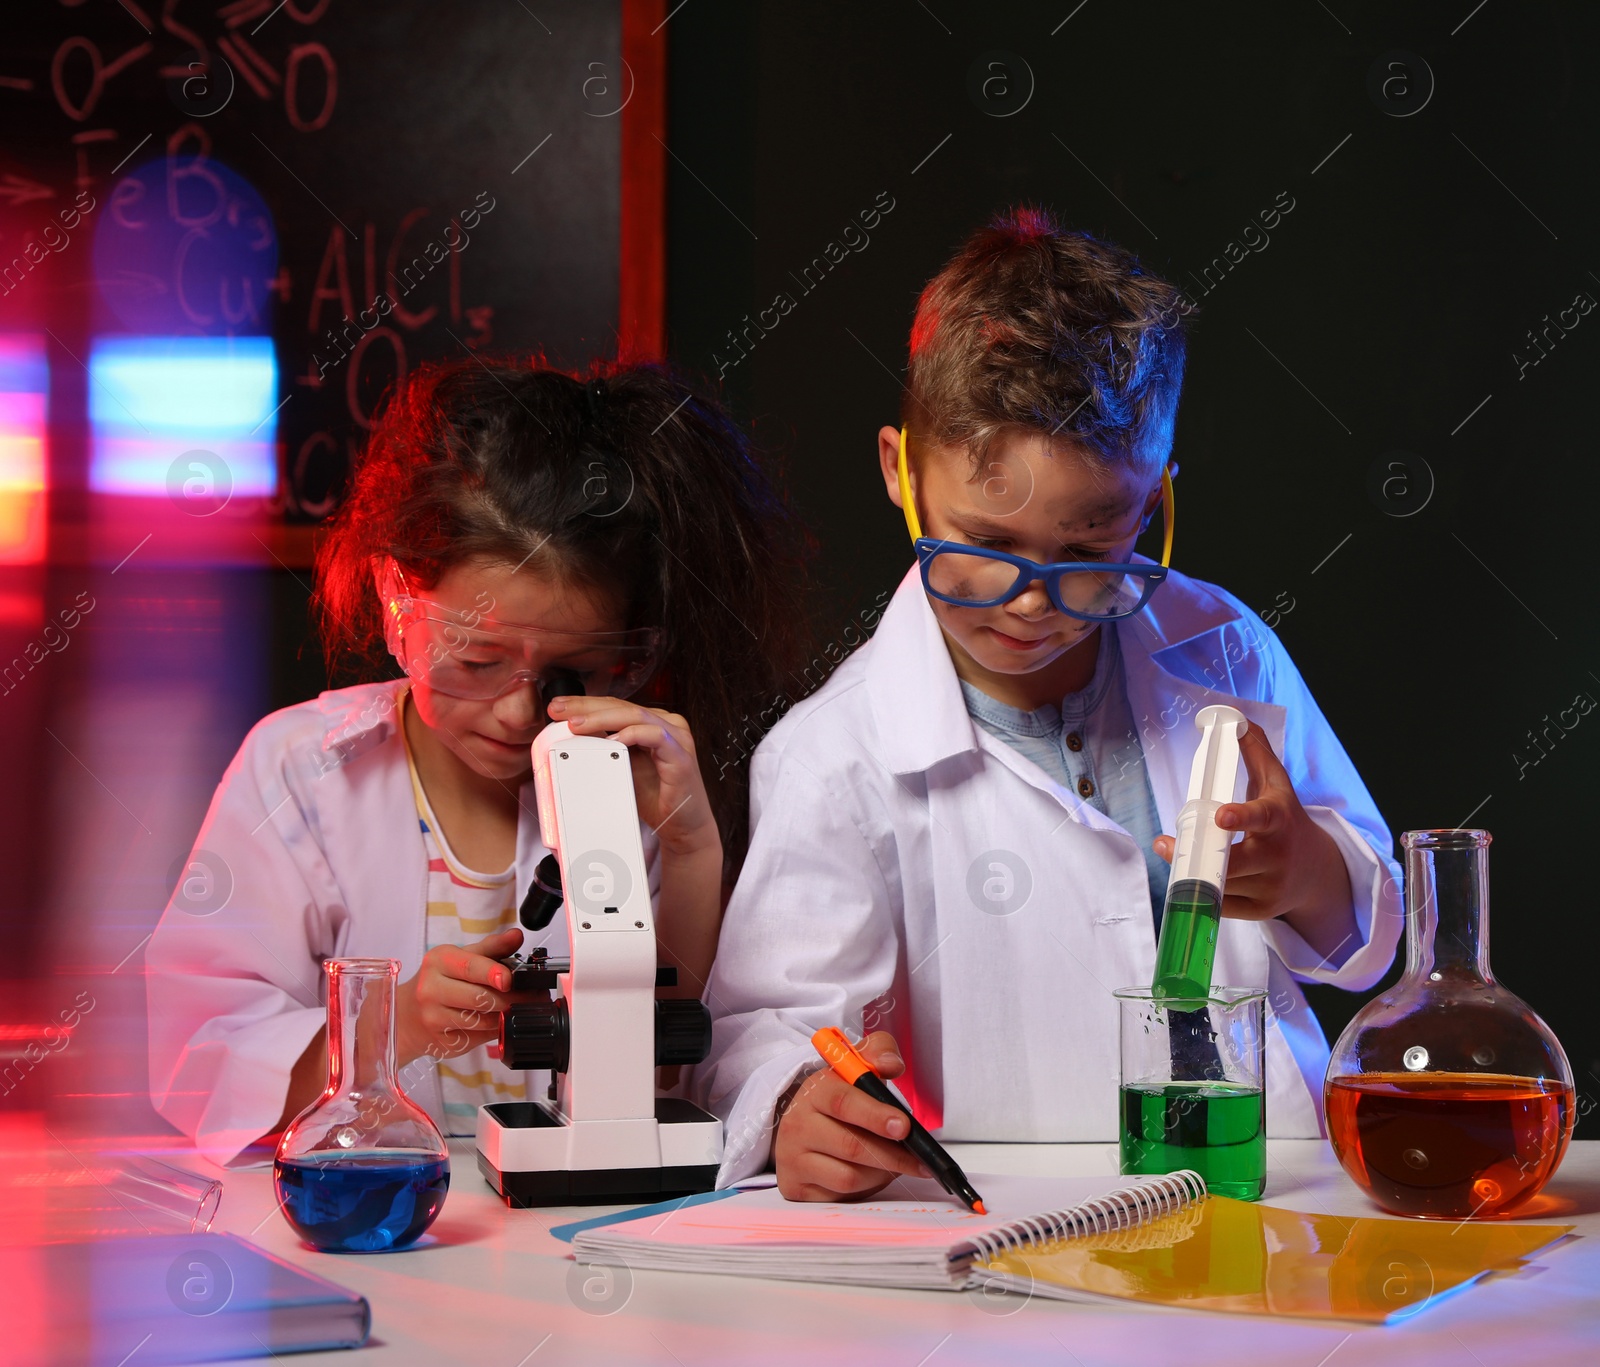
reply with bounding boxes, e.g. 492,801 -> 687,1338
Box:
1120,1081 -> 1266,1200
1152,878 -> 1221,999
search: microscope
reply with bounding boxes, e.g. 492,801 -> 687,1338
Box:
475,716 -> 723,1207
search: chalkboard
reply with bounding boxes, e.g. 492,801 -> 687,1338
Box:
1,0 -> 662,542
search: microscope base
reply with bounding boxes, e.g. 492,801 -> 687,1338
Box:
478,1150 -> 721,1207
476,1096 -> 723,1208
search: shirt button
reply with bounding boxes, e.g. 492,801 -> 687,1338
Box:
1065,731 -> 1084,752
1078,776 -> 1095,798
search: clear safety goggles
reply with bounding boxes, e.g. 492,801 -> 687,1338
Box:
381,562 -> 661,702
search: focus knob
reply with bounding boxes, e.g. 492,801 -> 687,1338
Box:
654,998 -> 713,1066
501,997 -> 569,1073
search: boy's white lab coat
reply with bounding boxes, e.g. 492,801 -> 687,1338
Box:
695,565 -> 1402,1186
144,680 -> 639,1167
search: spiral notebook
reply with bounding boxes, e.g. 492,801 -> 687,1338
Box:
569,1171 -> 1574,1322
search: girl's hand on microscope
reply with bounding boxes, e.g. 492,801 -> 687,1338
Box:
1152,725 -> 1356,961
395,928 -> 524,1066
774,1032 -> 932,1203
546,696 -> 722,863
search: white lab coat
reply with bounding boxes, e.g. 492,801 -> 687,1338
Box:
146,679 -> 657,1167
695,565 -> 1402,1186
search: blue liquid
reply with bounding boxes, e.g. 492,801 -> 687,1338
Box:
274,1151 -> 449,1252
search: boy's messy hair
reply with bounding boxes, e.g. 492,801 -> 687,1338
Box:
902,207 -> 1190,471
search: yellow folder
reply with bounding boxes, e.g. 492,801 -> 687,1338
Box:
977,1197 -> 1574,1323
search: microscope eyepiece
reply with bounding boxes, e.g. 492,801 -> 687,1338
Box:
518,853 -> 564,932
538,668 -> 585,707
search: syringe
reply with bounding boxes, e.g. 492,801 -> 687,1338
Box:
1151,705 -> 1248,1000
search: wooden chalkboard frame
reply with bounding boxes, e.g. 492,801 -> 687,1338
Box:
619,0 -> 667,359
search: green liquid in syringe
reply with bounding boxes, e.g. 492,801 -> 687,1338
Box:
1152,877 -> 1222,999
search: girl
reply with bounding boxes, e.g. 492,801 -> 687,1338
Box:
147,357 -> 808,1164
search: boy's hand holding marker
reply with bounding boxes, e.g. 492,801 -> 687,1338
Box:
1151,724 -> 1357,966
775,1032 -> 933,1203
808,1028 -> 985,1211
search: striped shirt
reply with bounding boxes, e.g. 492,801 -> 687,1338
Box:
402,721 -> 541,1135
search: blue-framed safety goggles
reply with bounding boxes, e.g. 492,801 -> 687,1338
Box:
896,426 -> 1175,623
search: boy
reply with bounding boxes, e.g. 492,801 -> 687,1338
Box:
694,209 -> 1401,1200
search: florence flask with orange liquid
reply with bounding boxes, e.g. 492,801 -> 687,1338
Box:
1325,829 -> 1574,1219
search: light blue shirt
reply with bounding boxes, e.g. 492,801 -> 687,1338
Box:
959,626 -> 1171,928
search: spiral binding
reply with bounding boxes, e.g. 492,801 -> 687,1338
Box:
961,1170 -> 1208,1266
1055,1197 -> 1205,1253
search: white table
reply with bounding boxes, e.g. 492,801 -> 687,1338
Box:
197,1138 -> 1600,1366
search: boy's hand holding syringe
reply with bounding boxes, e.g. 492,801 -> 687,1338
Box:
1151,714 -> 1356,974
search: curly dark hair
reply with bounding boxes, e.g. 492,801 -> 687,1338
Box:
313,354 -> 811,874
902,206 -> 1191,471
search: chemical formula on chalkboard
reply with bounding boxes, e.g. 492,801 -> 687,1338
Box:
1,2 -> 627,535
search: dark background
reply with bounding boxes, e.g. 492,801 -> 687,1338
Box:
658,0 -> 1596,1110
3,1 -> 1592,1133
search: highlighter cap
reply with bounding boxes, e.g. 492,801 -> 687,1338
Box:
811,1027 -> 872,1085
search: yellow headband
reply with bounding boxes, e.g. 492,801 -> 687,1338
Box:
896,426 -> 1175,568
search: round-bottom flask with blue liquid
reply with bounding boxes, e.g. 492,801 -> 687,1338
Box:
274,959 -> 450,1252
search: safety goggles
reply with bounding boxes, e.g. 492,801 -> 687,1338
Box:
381,562 -> 661,702
896,426 -> 1175,623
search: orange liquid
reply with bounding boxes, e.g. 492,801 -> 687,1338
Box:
1326,1072 -> 1573,1219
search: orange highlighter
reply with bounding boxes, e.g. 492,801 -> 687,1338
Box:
811,1027 -> 986,1214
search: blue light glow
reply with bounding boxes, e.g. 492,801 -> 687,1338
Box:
89,337 -> 278,496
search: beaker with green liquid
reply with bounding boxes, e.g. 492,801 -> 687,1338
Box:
1115,985 -> 1267,1200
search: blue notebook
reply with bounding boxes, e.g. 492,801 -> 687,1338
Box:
47,1232 -> 370,1364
